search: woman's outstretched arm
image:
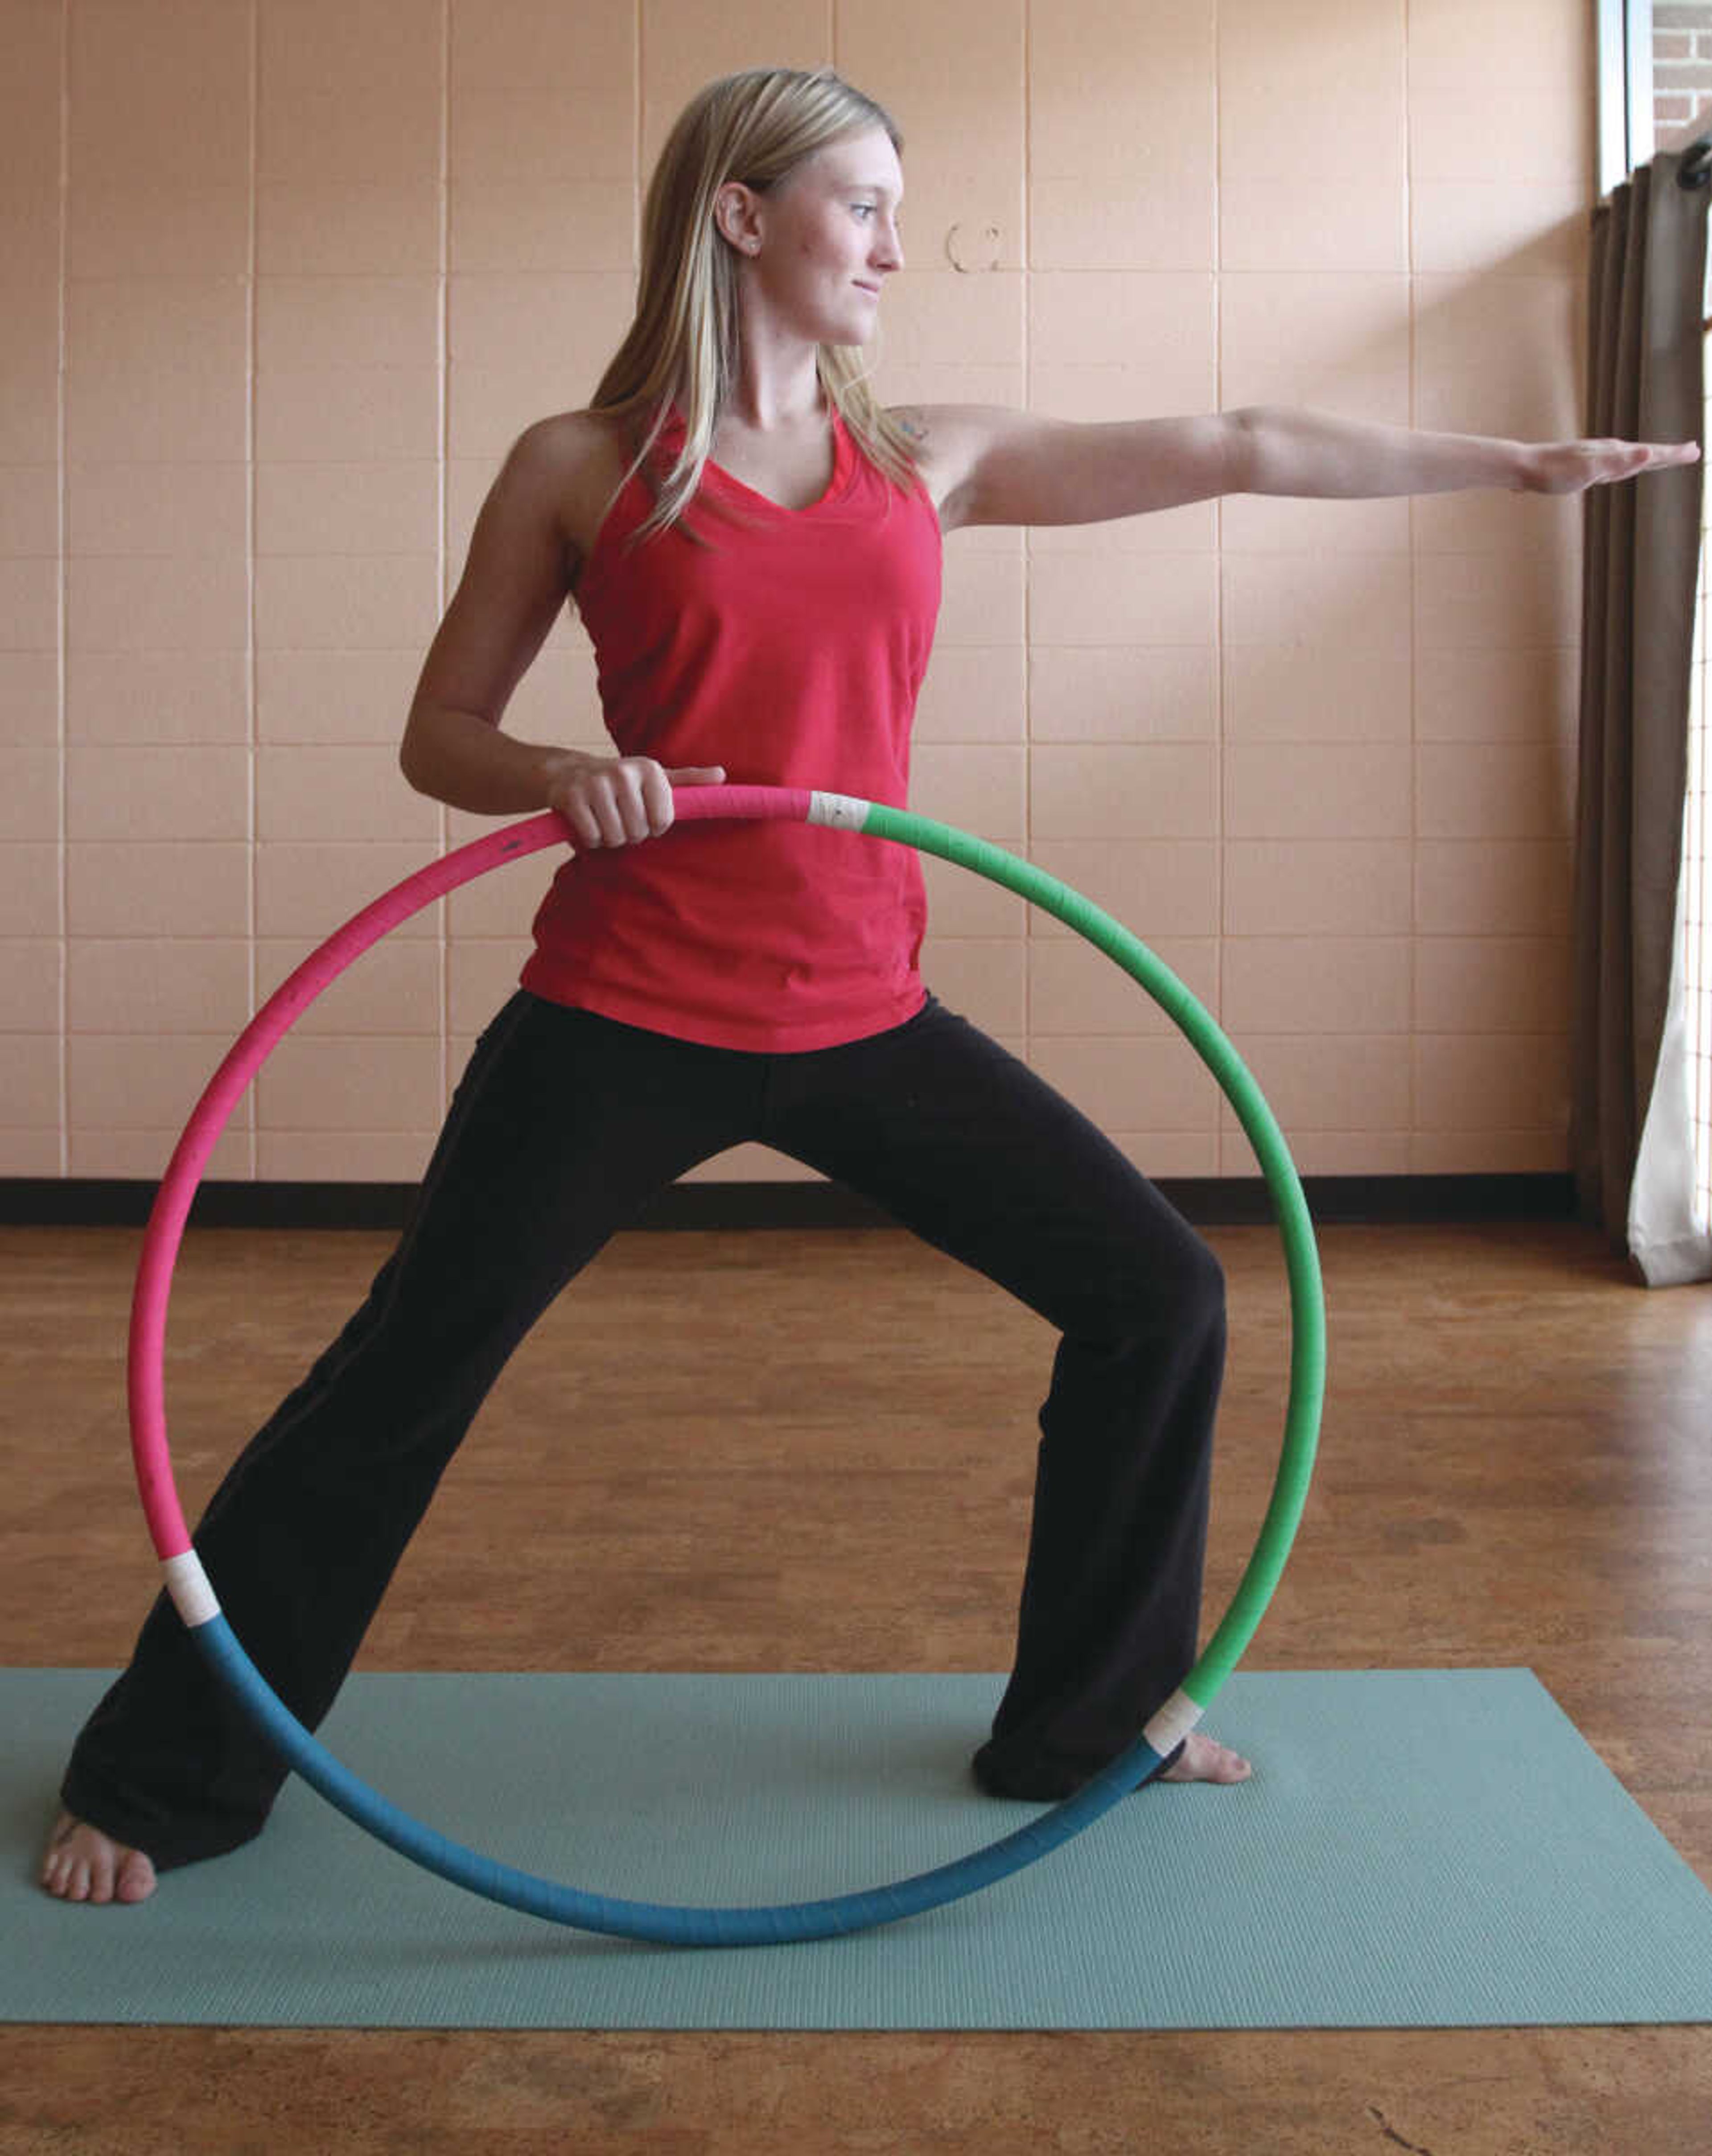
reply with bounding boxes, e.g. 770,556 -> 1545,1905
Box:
1235,406 -> 1700,499
900,401 -> 1699,530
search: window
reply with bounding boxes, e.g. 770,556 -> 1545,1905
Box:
1598,0 -> 1654,197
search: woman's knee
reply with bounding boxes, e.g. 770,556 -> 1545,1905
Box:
1100,1217 -> 1225,1347
1183,1230 -> 1226,1327
1162,1231 -> 1225,1347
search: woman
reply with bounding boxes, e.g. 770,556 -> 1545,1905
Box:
42,64 -> 1696,1905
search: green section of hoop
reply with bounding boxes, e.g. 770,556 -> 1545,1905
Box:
861,799 -> 1325,1708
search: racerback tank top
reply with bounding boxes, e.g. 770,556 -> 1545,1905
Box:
518,399 -> 944,1051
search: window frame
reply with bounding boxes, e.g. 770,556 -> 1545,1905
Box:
1598,0 -> 1655,197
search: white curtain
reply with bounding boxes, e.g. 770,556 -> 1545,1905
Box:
1629,801 -> 1712,1283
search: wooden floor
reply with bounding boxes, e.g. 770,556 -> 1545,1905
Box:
2,1217 -> 1709,2153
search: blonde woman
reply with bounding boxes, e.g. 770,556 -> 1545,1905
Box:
43,66 -> 1695,1905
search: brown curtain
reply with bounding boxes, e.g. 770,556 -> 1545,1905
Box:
1571,146 -> 1710,1281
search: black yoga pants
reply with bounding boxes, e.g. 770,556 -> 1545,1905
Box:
63,989 -> 1225,1866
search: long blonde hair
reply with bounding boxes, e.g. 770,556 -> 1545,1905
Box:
588,66 -> 924,552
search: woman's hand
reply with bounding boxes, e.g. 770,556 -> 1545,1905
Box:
543,751 -> 727,849
1513,437 -> 1701,494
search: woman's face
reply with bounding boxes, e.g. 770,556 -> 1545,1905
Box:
728,125 -> 905,346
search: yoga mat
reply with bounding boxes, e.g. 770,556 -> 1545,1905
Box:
6,1668 -> 1709,2029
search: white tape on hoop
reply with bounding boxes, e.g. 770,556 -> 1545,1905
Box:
163,1550 -> 220,1628
1142,1688 -> 1203,1760
807,791 -> 872,831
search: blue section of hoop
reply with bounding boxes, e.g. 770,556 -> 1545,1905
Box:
189,1613 -> 1162,1947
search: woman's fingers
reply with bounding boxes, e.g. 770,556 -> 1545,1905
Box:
589,766 -> 646,845
597,775 -> 637,845
1621,440 -> 1700,479
1523,437 -> 1701,494
553,756 -> 726,847
638,759 -> 676,837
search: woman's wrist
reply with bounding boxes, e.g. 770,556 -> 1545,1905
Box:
1506,442 -> 1543,492
533,745 -> 597,808
400,705 -> 603,816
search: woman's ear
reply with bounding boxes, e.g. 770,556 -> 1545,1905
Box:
713,178 -> 770,258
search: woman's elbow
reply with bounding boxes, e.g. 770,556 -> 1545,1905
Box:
399,709 -> 436,795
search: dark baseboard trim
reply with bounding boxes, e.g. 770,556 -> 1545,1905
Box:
0,1173 -> 1578,1232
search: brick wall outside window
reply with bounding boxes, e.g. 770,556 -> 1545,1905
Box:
1657,4 -> 1712,134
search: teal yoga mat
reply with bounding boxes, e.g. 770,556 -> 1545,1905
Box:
6,1668 -> 1709,2029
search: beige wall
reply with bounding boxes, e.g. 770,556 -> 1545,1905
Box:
1,0 -> 1594,1187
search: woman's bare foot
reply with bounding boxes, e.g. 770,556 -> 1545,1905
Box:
39,1812 -> 157,1905
1156,1731 -> 1252,1784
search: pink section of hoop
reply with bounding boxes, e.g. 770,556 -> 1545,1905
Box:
128,784 -> 811,1561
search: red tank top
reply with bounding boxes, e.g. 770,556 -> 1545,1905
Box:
518,401 -> 944,1051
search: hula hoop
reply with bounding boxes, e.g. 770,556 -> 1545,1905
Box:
130,783 -> 1324,1946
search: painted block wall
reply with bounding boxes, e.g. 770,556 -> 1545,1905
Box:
0,0 -> 1603,1187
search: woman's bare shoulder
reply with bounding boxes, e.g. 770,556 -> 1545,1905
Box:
504,408 -> 644,571
505,408 -> 637,486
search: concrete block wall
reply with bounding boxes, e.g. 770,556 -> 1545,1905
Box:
0,0 -> 1599,1188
